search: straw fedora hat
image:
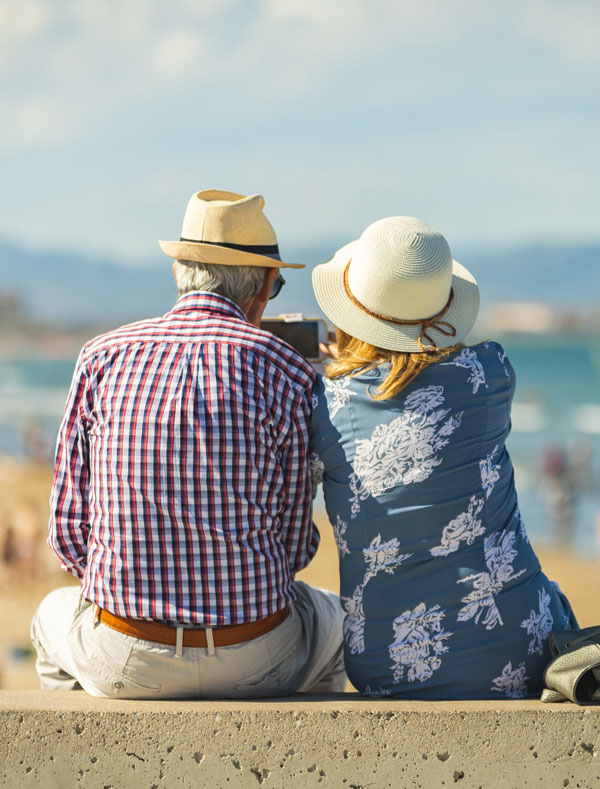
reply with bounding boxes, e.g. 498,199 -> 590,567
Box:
159,189 -> 303,269
312,216 -> 479,352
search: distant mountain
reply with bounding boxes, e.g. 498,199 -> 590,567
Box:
0,239 -> 598,329
0,240 -> 176,327
465,244 -> 600,308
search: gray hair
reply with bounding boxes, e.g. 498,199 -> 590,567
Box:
173,259 -> 269,307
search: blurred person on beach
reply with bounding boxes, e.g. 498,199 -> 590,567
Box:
541,447 -> 575,548
540,443 -> 593,548
22,417 -> 51,465
31,190 -> 345,699
0,513 -> 17,570
1,502 -> 42,584
309,216 -> 577,699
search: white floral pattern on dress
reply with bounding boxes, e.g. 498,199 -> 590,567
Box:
350,386 -> 462,516
342,534 -> 413,655
549,581 -> 572,629
450,348 -> 487,394
324,377 -> 356,418
363,534 -> 412,582
363,684 -> 393,697
430,496 -> 485,557
480,444 -> 501,499
388,603 -> 452,683
309,452 -> 324,488
333,514 -> 350,558
312,392 -> 319,408
560,611 -> 571,629
457,531 -> 525,630
490,660 -> 528,698
498,348 -> 511,379
521,588 -> 553,655
342,586 -> 366,654
515,503 -> 529,544
348,472 -> 370,519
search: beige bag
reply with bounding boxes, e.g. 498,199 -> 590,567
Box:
541,626 -> 600,704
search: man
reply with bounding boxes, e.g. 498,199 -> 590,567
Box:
31,189 -> 345,698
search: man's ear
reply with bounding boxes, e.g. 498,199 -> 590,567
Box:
244,267 -> 279,327
258,267 -> 278,301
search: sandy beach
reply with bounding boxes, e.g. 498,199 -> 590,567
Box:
1,461 -> 598,691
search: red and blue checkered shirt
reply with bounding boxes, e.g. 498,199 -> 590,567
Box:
49,291 -> 318,625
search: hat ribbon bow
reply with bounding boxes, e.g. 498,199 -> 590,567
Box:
343,261 -> 457,351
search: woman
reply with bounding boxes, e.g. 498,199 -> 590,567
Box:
310,216 -> 576,699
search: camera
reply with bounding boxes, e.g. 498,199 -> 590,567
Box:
260,315 -> 328,363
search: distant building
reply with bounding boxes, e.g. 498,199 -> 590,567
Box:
480,302 -> 598,335
484,302 -> 555,333
0,293 -> 24,330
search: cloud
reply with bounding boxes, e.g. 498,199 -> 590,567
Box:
520,1 -> 600,62
152,30 -> 208,77
0,0 -> 49,66
0,94 -> 70,150
0,1 -> 221,148
259,0 -> 600,66
0,0 -> 599,259
2,0 -> 599,155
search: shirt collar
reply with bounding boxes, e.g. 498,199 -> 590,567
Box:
168,291 -> 248,323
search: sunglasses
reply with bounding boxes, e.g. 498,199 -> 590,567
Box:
269,273 -> 286,300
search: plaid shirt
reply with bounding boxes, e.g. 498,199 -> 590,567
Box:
49,291 -> 318,625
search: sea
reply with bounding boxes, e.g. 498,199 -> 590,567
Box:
1,334 -> 599,555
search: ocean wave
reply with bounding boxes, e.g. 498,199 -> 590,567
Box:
571,404 -> 600,434
0,388 -> 67,418
510,402 -> 546,432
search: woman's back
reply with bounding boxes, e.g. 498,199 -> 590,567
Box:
311,342 -> 575,699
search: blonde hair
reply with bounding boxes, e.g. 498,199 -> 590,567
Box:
326,330 -> 463,401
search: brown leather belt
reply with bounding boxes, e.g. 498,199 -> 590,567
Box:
96,606 -> 290,648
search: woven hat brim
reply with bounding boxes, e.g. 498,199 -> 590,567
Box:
158,240 -> 304,269
312,242 -> 480,352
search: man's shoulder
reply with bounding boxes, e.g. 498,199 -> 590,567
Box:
236,324 -> 316,393
77,313 -> 315,393
79,315 -> 167,362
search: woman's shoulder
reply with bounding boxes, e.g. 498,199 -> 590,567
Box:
314,366 -> 382,395
472,340 -> 509,361
445,340 -> 508,363
314,340 -> 515,416
437,341 -> 514,386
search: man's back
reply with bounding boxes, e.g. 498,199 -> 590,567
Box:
50,291 -> 317,625
33,188 -> 345,700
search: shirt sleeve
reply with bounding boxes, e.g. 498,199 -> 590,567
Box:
48,349 -> 91,579
278,387 -> 320,576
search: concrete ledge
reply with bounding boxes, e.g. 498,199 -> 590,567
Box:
1,691 -> 600,788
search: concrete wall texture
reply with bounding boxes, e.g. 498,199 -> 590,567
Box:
1,691 -> 600,788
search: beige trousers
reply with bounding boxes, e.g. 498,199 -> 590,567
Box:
30,582 -> 347,699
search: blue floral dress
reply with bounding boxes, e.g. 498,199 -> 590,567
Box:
310,342 -> 577,699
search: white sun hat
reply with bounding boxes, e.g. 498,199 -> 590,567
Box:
312,216 -> 479,352
159,189 -> 303,269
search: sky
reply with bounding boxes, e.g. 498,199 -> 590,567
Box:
1,0 -> 600,264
